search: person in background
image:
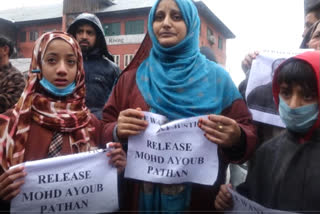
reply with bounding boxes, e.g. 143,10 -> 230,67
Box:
302,5 -> 320,41
200,46 -> 217,63
102,0 -> 257,211
215,51 -> 320,213
303,19 -> 320,50
0,32 -> 126,212
0,35 -> 25,113
67,13 -> 121,119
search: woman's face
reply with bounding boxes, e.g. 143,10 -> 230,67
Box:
308,24 -> 320,50
152,0 -> 187,47
42,39 -> 77,88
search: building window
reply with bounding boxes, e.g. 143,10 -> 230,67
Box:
43,29 -> 56,34
124,54 -> 134,67
104,23 -> 121,36
218,36 -> 223,50
20,32 -> 26,42
125,20 -> 144,35
113,55 -> 120,67
207,27 -> 215,45
29,31 -> 39,41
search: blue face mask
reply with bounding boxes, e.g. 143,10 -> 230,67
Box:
279,96 -> 319,133
39,77 -> 76,97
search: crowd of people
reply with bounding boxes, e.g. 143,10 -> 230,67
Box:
0,0 -> 320,213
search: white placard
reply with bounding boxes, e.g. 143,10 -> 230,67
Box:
125,112 -> 219,185
10,149 -> 118,214
229,188 -> 296,214
246,49 -> 312,127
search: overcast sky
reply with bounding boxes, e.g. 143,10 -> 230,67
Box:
203,0 -> 304,85
0,0 -> 304,85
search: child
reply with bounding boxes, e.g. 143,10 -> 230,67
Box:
215,51 -> 320,213
0,32 -> 126,210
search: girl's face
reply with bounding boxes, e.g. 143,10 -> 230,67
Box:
41,39 -> 77,88
279,82 -> 318,108
152,0 -> 187,47
308,24 -> 320,50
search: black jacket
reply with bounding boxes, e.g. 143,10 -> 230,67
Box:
83,49 -> 120,119
237,130 -> 320,213
67,13 -> 121,119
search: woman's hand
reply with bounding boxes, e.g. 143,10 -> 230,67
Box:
198,114 -> 241,148
107,142 -> 126,173
0,165 -> 26,201
117,107 -> 148,140
214,184 -> 233,210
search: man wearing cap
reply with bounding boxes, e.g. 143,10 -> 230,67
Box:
67,13 -> 121,119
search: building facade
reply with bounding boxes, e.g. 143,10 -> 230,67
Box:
0,0 -> 235,69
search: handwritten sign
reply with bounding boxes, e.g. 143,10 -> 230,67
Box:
125,112 -> 219,185
10,149 -> 118,214
229,188 -> 296,214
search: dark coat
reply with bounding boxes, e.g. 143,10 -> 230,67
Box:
82,49 -> 120,119
247,82 -> 278,115
67,13 -> 121,119
237,130 -> 320,213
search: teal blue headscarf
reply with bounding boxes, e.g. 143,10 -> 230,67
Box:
136,0 -> 241,120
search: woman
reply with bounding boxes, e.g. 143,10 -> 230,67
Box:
0,32 -> 126,210
102,0 -> 257,211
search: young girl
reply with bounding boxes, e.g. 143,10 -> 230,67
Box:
0,32 -> 126,210
215,51 -> 320,213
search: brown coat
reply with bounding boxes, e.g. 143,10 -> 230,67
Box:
1,110 -> 102,166
101,36 -> 257,211
24,114 -> 103,162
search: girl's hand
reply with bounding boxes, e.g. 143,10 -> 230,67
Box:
214,184 -> 233,210
107,142 -> 126,173
0,165 -> 26,201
